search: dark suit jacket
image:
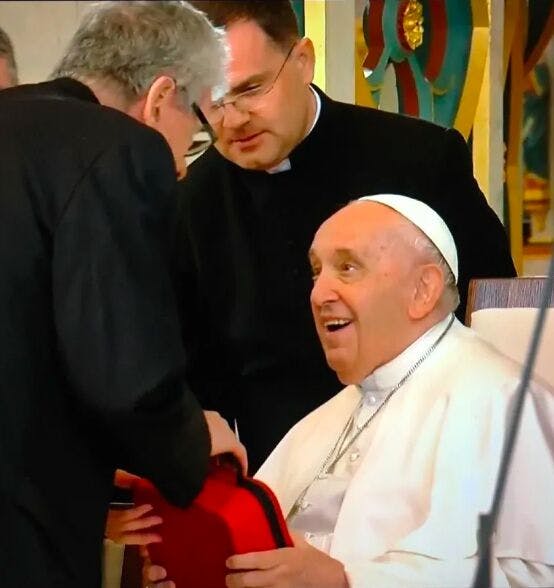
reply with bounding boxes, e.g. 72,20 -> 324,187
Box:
176,88 -> 516,471
0,79 -> 210,587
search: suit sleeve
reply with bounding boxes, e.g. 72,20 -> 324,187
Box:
52,131 -> 210,507
437,128 -> 516,314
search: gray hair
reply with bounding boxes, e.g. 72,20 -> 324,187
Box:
0,26 -> 18,86
52,1 -> 227,106
412,233 -> 460,312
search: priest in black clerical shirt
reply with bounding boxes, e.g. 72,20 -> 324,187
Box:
176,0 -> 516,472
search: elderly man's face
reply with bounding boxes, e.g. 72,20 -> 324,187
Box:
309,203 -> 418,384
0,56 -> 14,89
206,20 -> 315,171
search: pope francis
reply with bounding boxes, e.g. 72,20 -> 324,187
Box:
139,194 -> 554,588
229,195 -> 554,588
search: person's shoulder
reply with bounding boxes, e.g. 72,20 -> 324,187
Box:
447,321 -> 526,393
15,80 -> 168,150
79,100 -> 165,147
326,94 -> 451,141
74,106 -> 175,184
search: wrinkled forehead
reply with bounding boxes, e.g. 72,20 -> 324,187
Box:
311,202 -> 411,253
312,201 -> 412,245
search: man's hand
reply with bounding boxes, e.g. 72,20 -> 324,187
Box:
204,410 -> 248,474
141,547 -> 175,588
107,469 -> 163,545
225,535 -> 349,588
105,504 -> 162,545
114,468 -> 141,488
139,535 -> 348,588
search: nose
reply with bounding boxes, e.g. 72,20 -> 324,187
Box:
310,271 -> 339,308
221,103 -> 251,129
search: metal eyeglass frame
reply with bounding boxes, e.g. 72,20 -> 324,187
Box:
187,102 -> 218,157
210,41 -> 298,118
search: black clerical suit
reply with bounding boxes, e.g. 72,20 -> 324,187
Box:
175,88 -> 516,472
0,79 -> 210,587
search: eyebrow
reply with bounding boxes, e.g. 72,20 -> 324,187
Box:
334,248 -> 361,260
228,72 -> 269,96
307,247 -> 362,263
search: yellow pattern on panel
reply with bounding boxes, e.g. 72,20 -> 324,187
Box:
505,0 -> 528,273
402,0 -> 424,51
354,16 -> 376,108
454,0 -> 489,138
304,0 -> 326,91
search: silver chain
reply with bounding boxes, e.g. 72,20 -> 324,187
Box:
289,314 -> 455,516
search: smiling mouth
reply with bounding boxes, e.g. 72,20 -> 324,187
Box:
324,319 -> 352,332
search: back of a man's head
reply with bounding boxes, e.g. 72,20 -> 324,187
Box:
0,26 -> 18,88
189,0 -> 299,50
52,1 -> 227,106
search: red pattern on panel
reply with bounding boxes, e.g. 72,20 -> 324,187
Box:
363,0 -> 385,70
425,0 -> 447,81
395,60 -> 420,116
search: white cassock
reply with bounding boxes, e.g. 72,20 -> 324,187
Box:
256,317 -> 554,588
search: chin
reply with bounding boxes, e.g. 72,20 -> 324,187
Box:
238,158 -> 271,171
326,358 -> 356,386
336,372 -> 358,386
236,148 -> 285,171
240,153 -> 282,171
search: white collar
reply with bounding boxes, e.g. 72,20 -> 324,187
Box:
266,86 -> 322,174
306,85 -> 322,135
359,314 -> 455,394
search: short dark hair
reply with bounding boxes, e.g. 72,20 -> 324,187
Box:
0,25 -> 18,85
189,1 -> 299,51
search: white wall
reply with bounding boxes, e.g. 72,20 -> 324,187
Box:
0,1 -> 93,83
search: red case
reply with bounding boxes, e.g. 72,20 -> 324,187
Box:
133,460 -> 293,588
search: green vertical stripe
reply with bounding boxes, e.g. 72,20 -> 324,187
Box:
291,0 -> 305,36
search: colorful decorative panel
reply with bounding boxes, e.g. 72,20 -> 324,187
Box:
523,62 -> 551,242
358,0 -> 487,134
505,0 -> 554,263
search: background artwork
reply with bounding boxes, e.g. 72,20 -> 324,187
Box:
355,0 -> 487,137
505,0 -> 554,266
522,62 -> 550,243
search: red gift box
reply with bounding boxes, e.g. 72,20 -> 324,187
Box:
133,459 -> 293,588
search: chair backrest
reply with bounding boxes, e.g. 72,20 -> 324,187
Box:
465,277 -> 554,386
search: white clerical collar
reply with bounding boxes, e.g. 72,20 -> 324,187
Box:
266,86 -> 322,174
359,314 -> 455,394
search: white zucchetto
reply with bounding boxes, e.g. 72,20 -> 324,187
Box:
358,194 -> 459,283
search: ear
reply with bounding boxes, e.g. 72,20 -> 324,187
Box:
294,37 -> 315,84
408,264 -> 445,320
141,75 -> 176,128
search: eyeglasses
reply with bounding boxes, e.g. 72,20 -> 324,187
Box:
186,102 -> 218,157
206,42 -> 298,124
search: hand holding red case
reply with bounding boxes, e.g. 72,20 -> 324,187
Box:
133,458 -> 293,588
